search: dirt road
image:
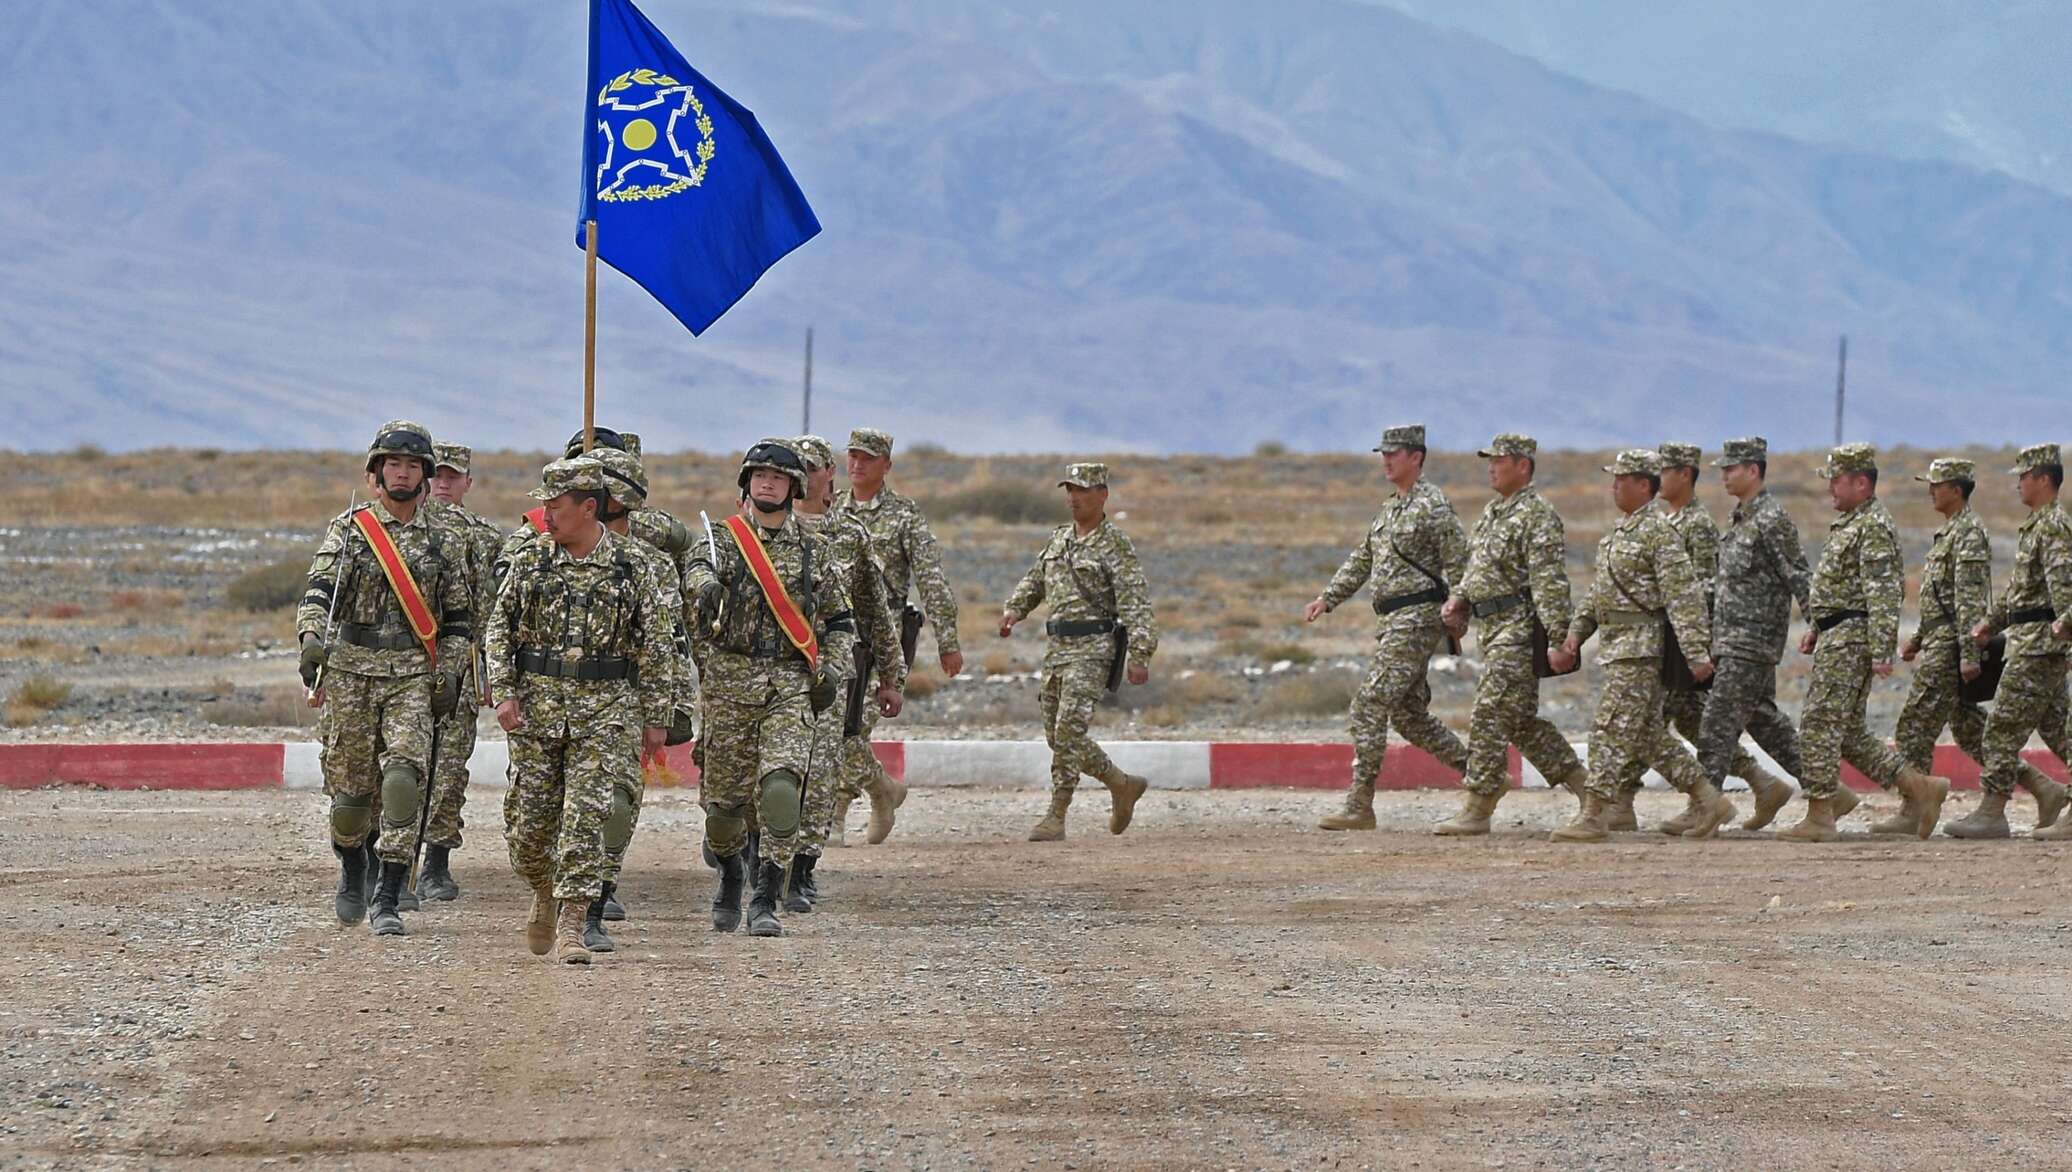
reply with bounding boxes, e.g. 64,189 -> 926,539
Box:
4,785 -> 2070,1170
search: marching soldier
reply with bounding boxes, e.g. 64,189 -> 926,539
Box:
296,421 -> 472,937
1435,434 -> 1588,835
1782,443 -> 1948,841
1615,442 -> 1793,833
486,457 -> 673,964
789,435 -> 904,911
830,428 -> 962,845
684,440 -> 852,937
1303,424 -> 1469,830
1000,463 -> 1157,841
1951,444 -> 2072,839
1894,459 -> 2068,835
417,442 -> 504,902
1552,450 -> 1728,842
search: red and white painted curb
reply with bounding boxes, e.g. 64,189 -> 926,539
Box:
0,740 -> 2059,793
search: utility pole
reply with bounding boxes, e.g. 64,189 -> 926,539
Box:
1833,335 -> 1847,445
802,326 -> 814,433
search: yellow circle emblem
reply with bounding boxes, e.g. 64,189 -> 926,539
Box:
622,118 -> 658,152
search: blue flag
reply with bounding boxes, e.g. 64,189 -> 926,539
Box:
579,0 -> 820,336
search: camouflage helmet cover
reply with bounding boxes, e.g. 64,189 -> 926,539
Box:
366,420 -> 434,476
738,437 -> 807,500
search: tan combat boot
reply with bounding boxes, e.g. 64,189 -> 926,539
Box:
1830,784 -> 1861,821
1607,787 -> 1640,832
865,776 -> 908,845
1776,796 -> 1839,843
1943,791 -> 2011,839
2033,805 -> 2072,840
1028,790 -> 1071,842
1433,789 -> 1502,836
2018,766 -> 2070,830
1866,790 -> 1922,836
525,883 -> 555,956
1659,791 -> 1703,836
1554,766 -> 1591,815
1892,767 -> 1951,840
1681,781 -> 1738,840
1549,791 -> 1611,843
1102,767 -> 1148,835
1740,763 -> 1797,831
1318,782 -> 1377,831
554,900 -> 591,965
829,795 -> 852,848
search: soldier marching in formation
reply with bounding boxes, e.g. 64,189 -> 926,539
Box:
301,415 -> 2072,960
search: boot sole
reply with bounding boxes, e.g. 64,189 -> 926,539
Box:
558,951 -> 592,965
748,920 -> 783,938
371,916 -> 406,937
335,897 -> 366,926
1316,820 -> 1377,831
1942,823 -> 2011,839
1432,824 -> 1491,837
583,934 -> 616,953
784,898 -> 814,913
712,912 -> 742,932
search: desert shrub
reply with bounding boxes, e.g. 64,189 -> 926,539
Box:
1250,642 -> 1316,666
226,559 -> 308,612
12,676 -> 71,709
1252,670 -> 1357,718
1253,440 -> 1289,458
926,482 -> 1057,524
903,668 -> 943,699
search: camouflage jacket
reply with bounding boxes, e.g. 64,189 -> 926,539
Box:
1988,500 -> 2072,658
297,499 -> 471,679
796,507 -> 906,690
630,505 -> 694,593
485,527 -> 675,735
831,486 -> 960,655
620,531 -> 684,712
1005,517 -> 1158,668
1808,497 -> 1903,661
1662,497 -> 1723,610
1713,488 -> 1813,664
683,512 -> 855,678
427,501 -> 504,691
1319,479 -> 1467,632
1571,501 -> 1710,666
1913,505 -> 1991,667
1455,486 -> 1570,649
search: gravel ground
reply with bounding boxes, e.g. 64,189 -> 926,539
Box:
5,785 -> 2071,1170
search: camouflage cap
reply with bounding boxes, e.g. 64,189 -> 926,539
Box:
1914,457 -> 1976,484
590,446 -> 648,507
1656,441 -> 1701,469
1058,462 -> 1109,489
1372,424 -> 1426,453
1818,442 -> 1878,478
1602,448 -> 1662,477
847,428 -> 893,459
1713,436 -> 1768,467
527,456 -> 605,501
1476,433 -> 1536,459
794,434 -> 836,470
2010,443 -> 2064,474
432,443 -> 471,474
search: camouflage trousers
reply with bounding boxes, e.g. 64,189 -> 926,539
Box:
423,704 -> 480,849
1347,619 -> 1467,793
1617,687 -> 1761,794
699,654 -> 816,871
796,695 -> 847,857
1797,636 -> 1905,799
1584,659 -> 1707,801
1696,655 -> 1803,788
1041,657 -> 1119,796
1463,640 -> 1581,796
502,723 -> 631,901
1977,651 -> 2072,797
836,668 -> 895,803
1893,639 -> 1989,775
318,668 -> 432,865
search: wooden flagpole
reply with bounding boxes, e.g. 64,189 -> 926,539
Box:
583,218 -> 599,452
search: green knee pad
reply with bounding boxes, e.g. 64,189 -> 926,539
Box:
329,793 -> 373,842
380,763 -> 422,826
603,783 -> 637,855
704,804 -> 749,855
758,769 -> 802,837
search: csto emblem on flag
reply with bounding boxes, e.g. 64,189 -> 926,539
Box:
592,68 -> 717,203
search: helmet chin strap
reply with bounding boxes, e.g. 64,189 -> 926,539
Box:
750,496 -> 790,515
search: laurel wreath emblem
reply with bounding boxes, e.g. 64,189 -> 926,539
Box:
596,69 -> 717,202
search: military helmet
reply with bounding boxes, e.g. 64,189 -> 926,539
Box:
366,420 -> 435,477
591,446 -> 648,510
738,438 -> 807,500
563,426 -> 629,459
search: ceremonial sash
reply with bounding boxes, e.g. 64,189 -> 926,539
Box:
523,506 -> 548,534
722,513 -> 819,669
351,509 -> 439,665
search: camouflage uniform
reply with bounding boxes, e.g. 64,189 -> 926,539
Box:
1895,460 -> 1993,773
1452,435 -> 1582,797
1695,439 -> 1813,790
421,448 -> 505,853
1570,454 -> 1714,803
1315,425 -> 1468,813
485,460 -> 674,904
1974,447 -> 2072,799
1003,465 -> 1159,804
1797,444 -> 1907,800
830,428 -> 960,808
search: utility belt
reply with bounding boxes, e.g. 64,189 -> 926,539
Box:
515,648 -> 634,681
1470,593 -> 1525,618
1813,609 -> 1869,632
2007,605 -> 2057,627
1046,618 -> 1117,637
337,621 -> 423,651
1375,586 -> 1447,616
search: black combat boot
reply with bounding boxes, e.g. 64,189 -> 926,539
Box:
784,853 -> 816,913
583,883 -> 616,953
602,883 -> 626,922
361,830 -> 381,905
747,861 -> 786,938
417,844 -> 459,901
369,861 -> 408,937
711,851 -> 745,932
333,842 -> 367,925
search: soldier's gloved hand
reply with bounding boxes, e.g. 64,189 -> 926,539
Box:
298,637 -> 328,690
664,706 -> 698,746
808,665 -> 839,715
431,671 -> 462,719
695,580 -> 727,624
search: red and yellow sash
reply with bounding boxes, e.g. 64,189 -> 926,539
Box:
352,508 -> 439,665
723,513 -> 819,670
523,506 -> 548,534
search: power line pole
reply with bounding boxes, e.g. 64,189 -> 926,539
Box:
801,326 -> 814,433
1833,334 -> 1847,445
